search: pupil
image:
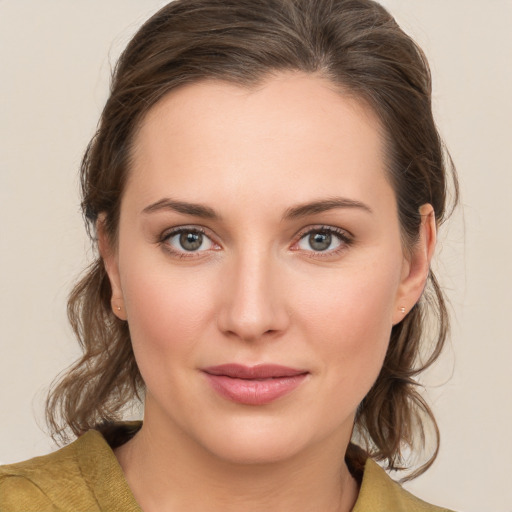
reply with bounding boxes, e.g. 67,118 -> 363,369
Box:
180,232 -> 202,251
310,232 -> 331,251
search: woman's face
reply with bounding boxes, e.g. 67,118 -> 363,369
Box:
103,73 -> 431,464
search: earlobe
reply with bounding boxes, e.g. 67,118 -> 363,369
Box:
97,215 -> 127,321
393,204 -> 437,325
110,298 -> 127,321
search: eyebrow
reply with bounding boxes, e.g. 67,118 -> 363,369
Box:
283,197 -> 373,219
141,196 -> 372,220
142,198 -> 219,219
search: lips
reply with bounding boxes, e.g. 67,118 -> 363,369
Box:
202,364 -> 309,405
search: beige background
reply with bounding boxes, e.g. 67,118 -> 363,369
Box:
1,1 -> 511,511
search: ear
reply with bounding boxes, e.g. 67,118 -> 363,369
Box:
392,204 -> 436,325
97,214 -> 127,321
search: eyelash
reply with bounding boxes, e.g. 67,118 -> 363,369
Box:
159,226 -> 217,259
293,225 -> 353,259
158,225 -> 353,259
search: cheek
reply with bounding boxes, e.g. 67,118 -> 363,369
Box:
294,261 -> 401,395
119,257 -> 218,375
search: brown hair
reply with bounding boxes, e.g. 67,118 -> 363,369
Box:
46,0 -> 457,480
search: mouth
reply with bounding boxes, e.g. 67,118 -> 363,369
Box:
201,364 -> 309,405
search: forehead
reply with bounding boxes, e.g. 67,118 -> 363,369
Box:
127,72 -> 392,213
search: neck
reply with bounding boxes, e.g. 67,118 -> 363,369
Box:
115,419 -> 359,512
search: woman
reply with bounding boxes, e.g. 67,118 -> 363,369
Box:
0,0 -> 457,510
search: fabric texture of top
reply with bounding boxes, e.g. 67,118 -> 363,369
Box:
0,426 -> 454,512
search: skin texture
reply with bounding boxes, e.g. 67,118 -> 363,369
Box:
100,72 -> 436,512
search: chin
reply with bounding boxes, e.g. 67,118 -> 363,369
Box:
202,429 -> 309,465
188,410 -> 338,466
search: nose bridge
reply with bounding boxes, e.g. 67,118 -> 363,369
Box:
217,243 -> 288,341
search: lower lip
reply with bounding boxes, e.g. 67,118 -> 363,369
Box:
203,373 -> 308,405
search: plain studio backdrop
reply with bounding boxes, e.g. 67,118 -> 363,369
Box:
1,1 -> 511,511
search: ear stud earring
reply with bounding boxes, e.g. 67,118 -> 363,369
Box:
400,307 -> 406,314
111,298 -> 123,314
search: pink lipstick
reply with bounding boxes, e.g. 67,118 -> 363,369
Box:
202,364 -> 308,405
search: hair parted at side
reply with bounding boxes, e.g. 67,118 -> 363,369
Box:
46,0 -> 458,480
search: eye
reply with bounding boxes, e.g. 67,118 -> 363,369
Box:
163,228 -> 215,254
295,227 -> 351,253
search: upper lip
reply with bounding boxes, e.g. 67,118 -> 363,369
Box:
202,364 -> 308,379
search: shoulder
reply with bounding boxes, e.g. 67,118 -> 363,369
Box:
0,429 -> 140,512
0,431 -> 100,511
0,473 -> 54,511
353,458 -> 455,512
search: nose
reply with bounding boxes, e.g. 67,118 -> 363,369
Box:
216,248 -> 290,342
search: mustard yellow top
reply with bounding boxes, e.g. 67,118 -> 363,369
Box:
0,428 -> 454,512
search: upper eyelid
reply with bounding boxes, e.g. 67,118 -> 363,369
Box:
161,225 -> 212,240
294,224 -> 353,240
